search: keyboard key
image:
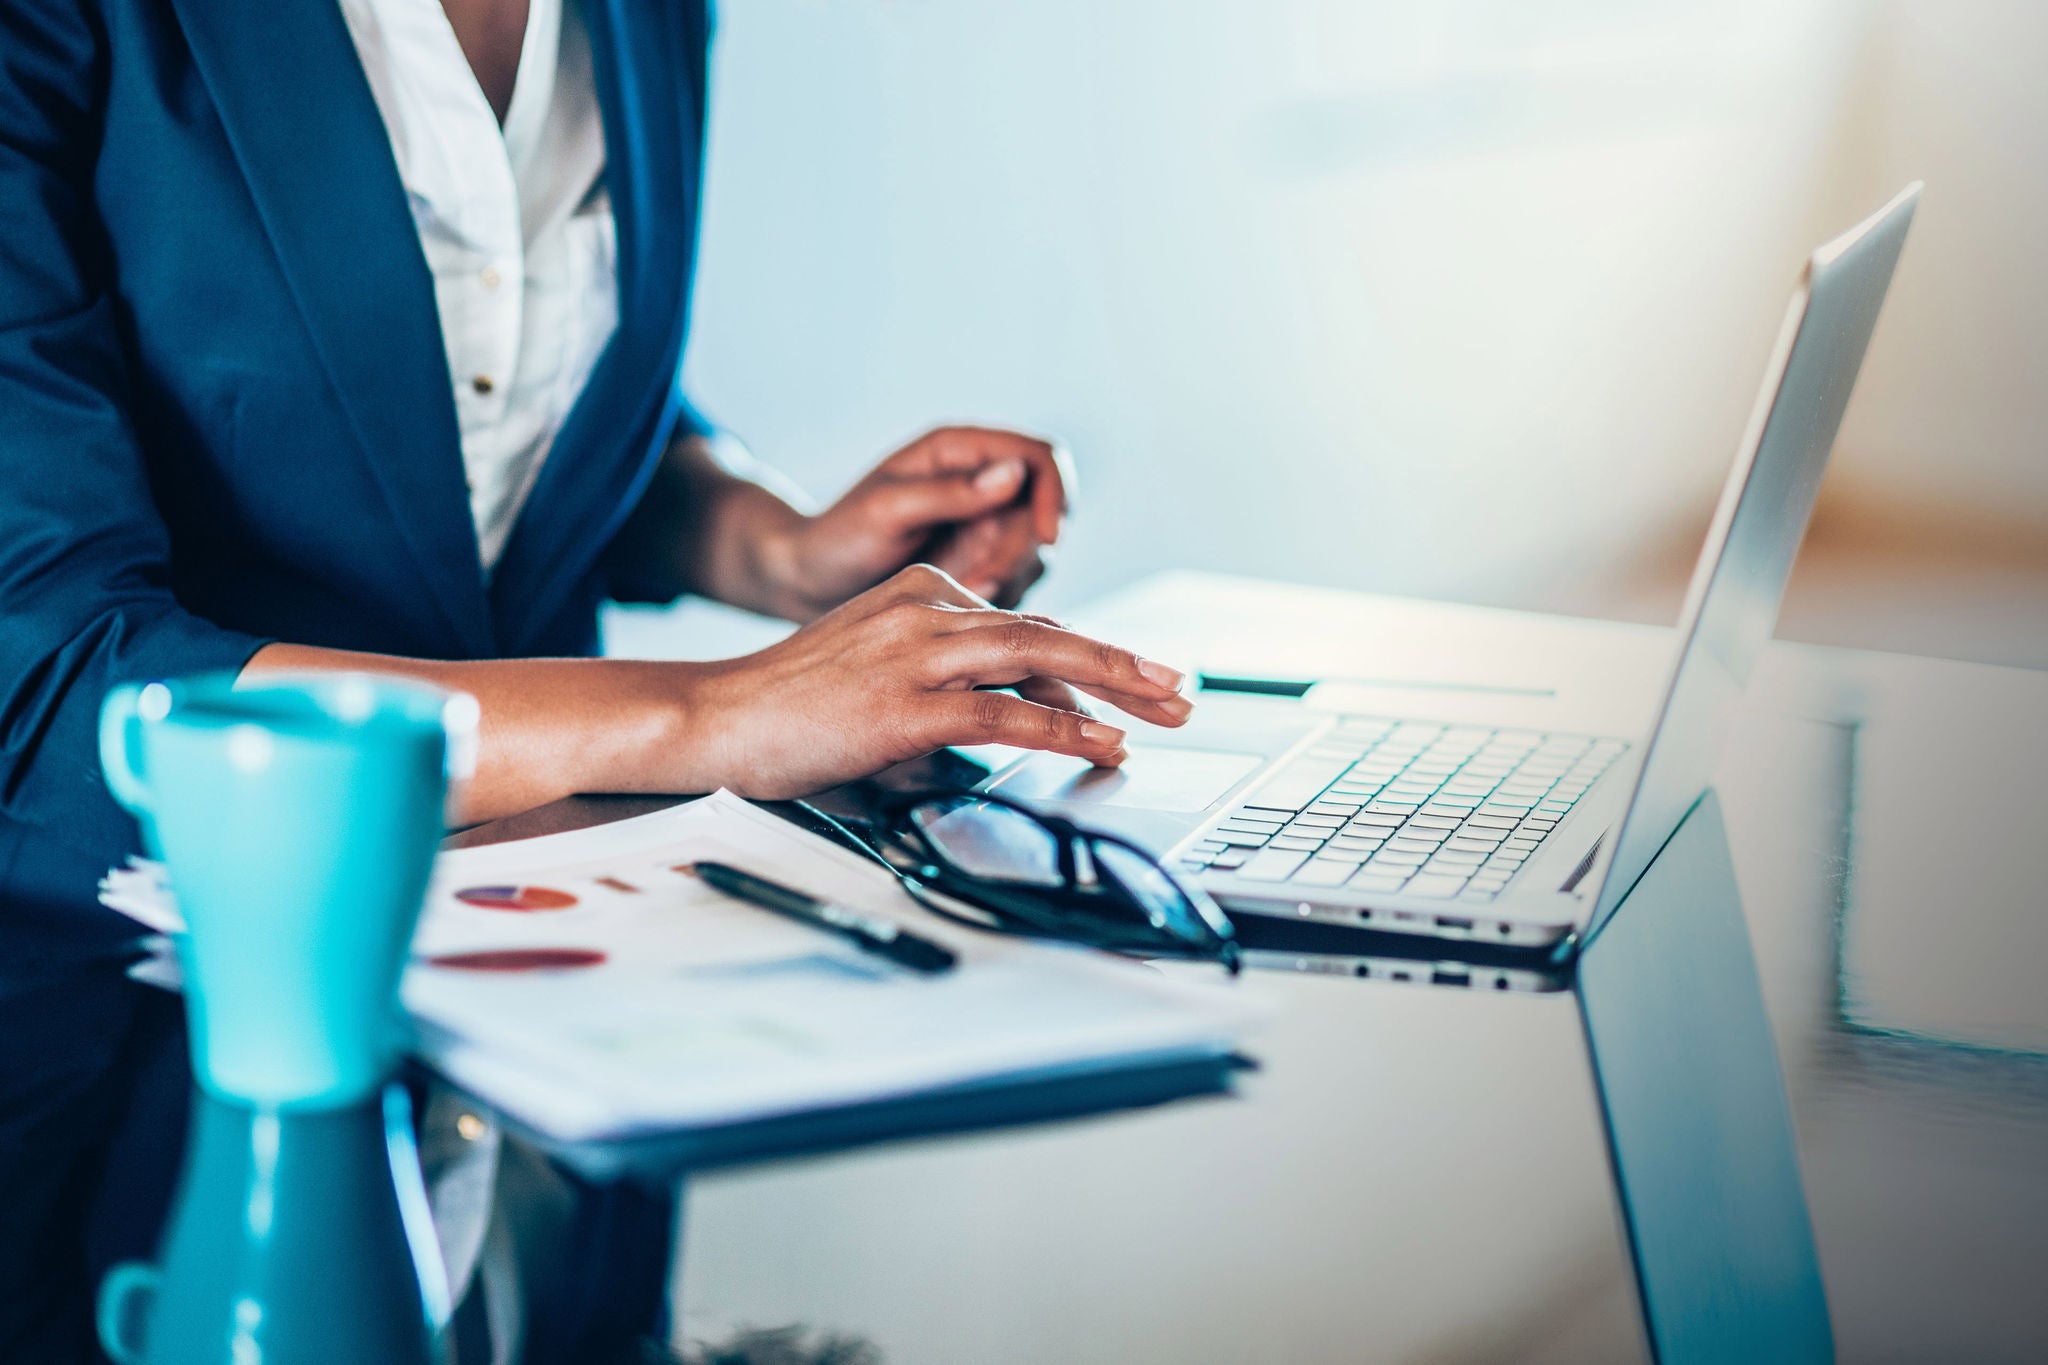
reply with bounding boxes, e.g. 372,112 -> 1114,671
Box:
1307,801 -> 1362,817
1213,829 -> 1271,847
1245,756 -> 1358,813
1328,836 -> 1385,855
1403,874 -> 1470,899
1447,836 -> 1504,854
1236,848 -> 1310,881
1388,838 -> 1446,856
1269,835 -> 1327,852
1467,814 -> 1519,830
1350,812 -> 1405,829
1421,799 -> 1480,816
1369,850 -> 1429,868
1210,850 -> 1249,870
1407,814 -> 1462,830
1233,805 -> 1296,822
1459,889 -> 1502,903
1290,813 -> 1346,829
1292,858 -> 1364,886
1348,870 -> 1410,892
1367,802 -> 1419,816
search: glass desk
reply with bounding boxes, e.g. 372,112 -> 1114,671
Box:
459,585 -> 2046,1364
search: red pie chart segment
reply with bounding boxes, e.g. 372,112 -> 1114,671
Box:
454,884 -> 578,912
426,948 -> 607,972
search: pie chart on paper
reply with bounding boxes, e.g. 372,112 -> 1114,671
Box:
453,884 -> 579,912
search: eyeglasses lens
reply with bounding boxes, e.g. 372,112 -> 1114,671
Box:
910,798 -> 1064,886
1091,840 -> 1213,944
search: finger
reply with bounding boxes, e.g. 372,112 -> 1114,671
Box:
936,690 -> 1129,768
974,513 -> 1048,607
1008,675 -> 1087,716
944,431 -> 1071,546
928,510 -> 1039,601
934,620 -> 1193,722
858,459 -> 1029,538
890,428 -> 1070,546
1029,440 -> 1076,546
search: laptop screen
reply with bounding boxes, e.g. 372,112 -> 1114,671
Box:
1583,184 -> 1920,941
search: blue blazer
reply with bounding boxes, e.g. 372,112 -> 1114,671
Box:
0,0 -> 712,988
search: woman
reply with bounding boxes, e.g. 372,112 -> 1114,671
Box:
0,0 -> 1190,1357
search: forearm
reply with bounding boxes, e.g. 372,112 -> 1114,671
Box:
608,431 -> 818,620
242,644 -> 709,825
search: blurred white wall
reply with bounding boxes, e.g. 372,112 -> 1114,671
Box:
675,0 -> 2023,623
1825,1 -> 2048,520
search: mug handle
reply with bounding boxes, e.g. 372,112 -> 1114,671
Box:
96,1260 -> 160,1365
99,682 -> 154,815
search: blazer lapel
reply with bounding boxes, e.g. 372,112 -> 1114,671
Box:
169,0 -> 495,656
487,0 -> 706,651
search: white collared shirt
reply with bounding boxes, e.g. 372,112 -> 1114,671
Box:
338,0 -> 617,571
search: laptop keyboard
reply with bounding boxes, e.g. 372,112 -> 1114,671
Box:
1178,719 -> 1628,904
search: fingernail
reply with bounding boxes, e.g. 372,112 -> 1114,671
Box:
1081,720 -> 1126,748
974,459 -> 1025,493
1136,658 -> 1187,693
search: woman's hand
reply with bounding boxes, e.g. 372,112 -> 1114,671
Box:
243,569 -> 1183,823
762,427 -> 1073,617
680,564 -> 1190,800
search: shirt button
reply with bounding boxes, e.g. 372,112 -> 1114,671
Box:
471,374 -> 495,395
480,266 -> 502,290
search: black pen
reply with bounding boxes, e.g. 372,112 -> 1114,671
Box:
687,861 -> 957,975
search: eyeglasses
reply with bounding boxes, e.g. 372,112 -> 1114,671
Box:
803,787 -> 1240,973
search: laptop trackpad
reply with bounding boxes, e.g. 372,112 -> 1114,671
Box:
989,745 -> 1263,814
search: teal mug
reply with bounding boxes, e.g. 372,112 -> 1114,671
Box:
96,1084 -> 450,1365
98,672 -> 478,1108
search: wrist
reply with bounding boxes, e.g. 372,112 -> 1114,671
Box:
745,499 -> 825,622
571,659 -> 720,795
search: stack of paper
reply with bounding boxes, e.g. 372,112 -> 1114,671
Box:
103,792 -> 1260,1141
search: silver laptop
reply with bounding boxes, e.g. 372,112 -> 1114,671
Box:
978,184 -> 1921,953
